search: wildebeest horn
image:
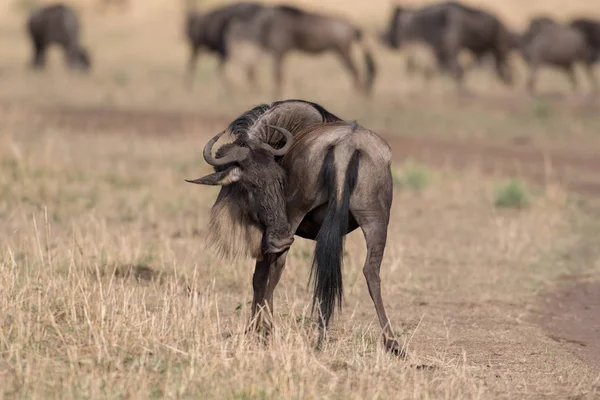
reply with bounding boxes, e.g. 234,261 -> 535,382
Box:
203,130 -> 250,166
262,125 -> 294,156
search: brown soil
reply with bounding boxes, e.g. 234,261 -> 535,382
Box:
15,104 -> 600,372
533,277 -> 600,369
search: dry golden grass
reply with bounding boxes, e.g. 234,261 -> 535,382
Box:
0,112 -> 599,399
1,1 -> 600,398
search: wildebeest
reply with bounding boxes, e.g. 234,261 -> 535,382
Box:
569,18 -> 600,63
26,3 -> 91,72
519,17 -> 598,94
381,1 -> 515,91
186,99 -> 401,355
226,5 -> 377,97
185,2 -> 264,88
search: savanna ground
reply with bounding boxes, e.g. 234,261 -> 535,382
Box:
1,0 -> 600,398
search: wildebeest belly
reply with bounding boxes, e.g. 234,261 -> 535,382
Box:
291,22 -> 349,53
531,31 -> 587,65
295,203 -> 359,240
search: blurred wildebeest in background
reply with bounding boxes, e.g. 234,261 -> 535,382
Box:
381,1 -> 516,92
26,3 -> 92,72
569,18 -> 600,63
186,99 -> 402,356
518,16 -> 598,94
185,2 -> 264,88
226,5 -> 377,97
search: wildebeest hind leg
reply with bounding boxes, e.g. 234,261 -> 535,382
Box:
353,205 -> 405,359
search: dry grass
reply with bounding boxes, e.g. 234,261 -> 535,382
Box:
1,0 -> 600,398
0,115 -> 598,399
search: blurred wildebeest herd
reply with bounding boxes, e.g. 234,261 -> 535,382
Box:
26,1 -> 600,96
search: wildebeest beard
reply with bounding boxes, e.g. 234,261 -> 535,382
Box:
204,151 -> 290,260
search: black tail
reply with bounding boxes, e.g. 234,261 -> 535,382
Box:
309,147 -> 360,328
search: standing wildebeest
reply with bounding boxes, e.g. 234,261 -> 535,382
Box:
569,18 -> 600,63
226,5 -> 377,97
519,17 -> 598,94
185,99 -> 401,356
26,3 -> 91,72
185,2 -> 264,88
381,2 -> 515,91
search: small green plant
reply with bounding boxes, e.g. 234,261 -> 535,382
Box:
495,179 -> 530,209
532,99 -> 551,119
392,162 -> 431,191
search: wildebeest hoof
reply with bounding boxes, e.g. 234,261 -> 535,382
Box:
384,338 -> 407,359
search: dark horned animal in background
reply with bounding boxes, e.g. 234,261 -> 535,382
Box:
382,2 -> 515,91
226,5 -> 377,97
185,2 -> 264,88
518,17 -> 598,94
26,3 -> 91,71
186,99 -> 401,356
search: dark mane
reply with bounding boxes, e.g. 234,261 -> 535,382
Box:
272,99 -> 341,123
225,100 -> 342,148
227,103 -> 271,140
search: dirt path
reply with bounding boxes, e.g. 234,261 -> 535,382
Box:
11,104 -> 600,370
533,278 -> 600,369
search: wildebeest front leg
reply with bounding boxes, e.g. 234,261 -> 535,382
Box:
263,251 -> 289,315
31,37 -> 46,69
216,54 -> 232,90
273,54 -> 285,99
564,64 -> 578,92
584,62 -> 598,95
336,46 -> 361,92
527,63 -> 539,95
246,252 -> 289,339
246,64 -> 258,91
186,45 -> 200,88
247,258 -> 271,335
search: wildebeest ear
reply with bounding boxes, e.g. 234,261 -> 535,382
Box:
185,167 -> 242,186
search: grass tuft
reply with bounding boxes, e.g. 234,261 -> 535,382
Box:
495,178 -> 530,209
392,161 -> 431,191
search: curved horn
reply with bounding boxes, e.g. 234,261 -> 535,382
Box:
203,130 -> 250,166
261,125 -> 294,156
